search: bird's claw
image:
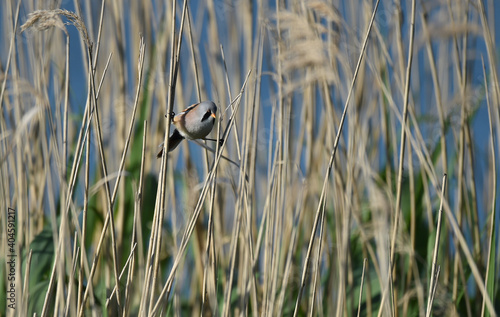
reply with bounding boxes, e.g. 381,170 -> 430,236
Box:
164,111 -> 176,121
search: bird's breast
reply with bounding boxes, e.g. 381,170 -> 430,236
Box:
175,117 -> 215,140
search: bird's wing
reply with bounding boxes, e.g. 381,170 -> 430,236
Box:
172,103 -> 199,125
180,103 -> 199,114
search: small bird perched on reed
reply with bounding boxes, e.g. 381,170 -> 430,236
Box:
157,101 -> 219,158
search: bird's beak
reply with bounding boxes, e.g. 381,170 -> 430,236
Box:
211,112 -> 216,119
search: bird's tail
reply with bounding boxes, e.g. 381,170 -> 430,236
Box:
156,129 -> 184,158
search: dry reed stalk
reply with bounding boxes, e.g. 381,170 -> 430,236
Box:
148,1 -> 188,312
425,174 -> 447,316
481,57 -> 497,317
389,0 -> 416,298
292,0 -> 381,315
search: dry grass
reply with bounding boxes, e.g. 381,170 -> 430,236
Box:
1,0 -> 499,316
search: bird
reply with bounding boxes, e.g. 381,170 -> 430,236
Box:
157,101 -> 219,158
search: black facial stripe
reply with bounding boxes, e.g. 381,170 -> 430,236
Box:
201,111 -> 212,122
